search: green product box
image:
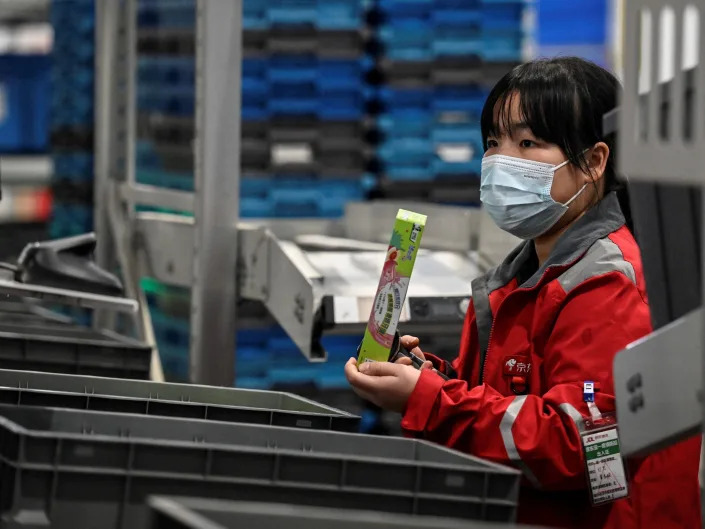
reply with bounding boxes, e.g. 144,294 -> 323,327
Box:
357,209 -> 427,365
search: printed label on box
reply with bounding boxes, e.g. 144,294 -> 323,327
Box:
357,209 -> 427,365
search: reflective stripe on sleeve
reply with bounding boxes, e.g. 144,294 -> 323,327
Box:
558,402 -> 585,429
500,395 -> 542,488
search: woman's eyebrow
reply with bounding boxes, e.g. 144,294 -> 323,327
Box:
490,122 -> 532,137
509,122 -> 531,132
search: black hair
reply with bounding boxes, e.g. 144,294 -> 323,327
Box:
480,57 -> 632,231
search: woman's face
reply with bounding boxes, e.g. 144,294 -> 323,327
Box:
484,94 -> 608,234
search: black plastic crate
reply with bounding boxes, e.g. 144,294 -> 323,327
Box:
50,126 -> 94,150
377,57 -> 484,87
244,138 -> 371,176
373,177 -> 480,205
142,138 -> 370,177
0,368 -> 359,431
138,114 -> 193,144
147,142 -> 193,173
138,116 -> 372,146
245,118 -> 373,143
0,323 -> 151,379
51,179 -> 94,204
244,28 -> 366,58
482,61 -> 521,85
149,498 -> 537,529
0,406 -> 520,529
138,28 -> 195,56
138,116 -> 373,177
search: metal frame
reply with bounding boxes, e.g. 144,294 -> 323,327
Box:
612,0 -> 705,495
94,0 -> 241,386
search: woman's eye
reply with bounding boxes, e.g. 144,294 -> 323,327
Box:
520,139 -> 535,148
486,139 -> 499,148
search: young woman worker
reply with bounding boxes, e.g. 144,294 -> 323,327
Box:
345,57 -> 701,529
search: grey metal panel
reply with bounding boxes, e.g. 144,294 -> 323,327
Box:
619,0 -> 705,184
629,182 -> 671,328
614,309 -> 702,457
659,185 -> 701,319
189,0 -> 242,384
629,181 -> 701,330
239,226 -> 324,361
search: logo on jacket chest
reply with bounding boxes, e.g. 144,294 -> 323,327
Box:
503,356 -> 532,376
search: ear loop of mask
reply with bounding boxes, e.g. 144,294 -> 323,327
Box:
557,148 -> 593,207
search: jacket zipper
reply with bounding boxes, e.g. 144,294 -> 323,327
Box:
479,267 -> 554,385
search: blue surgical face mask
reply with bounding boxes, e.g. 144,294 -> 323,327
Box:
480,154 -> 587,240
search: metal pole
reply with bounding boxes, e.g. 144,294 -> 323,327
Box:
124,0 -> 138,220
94,0 -> 164,381
93,0 -> 120,330
190,0 -> 241,385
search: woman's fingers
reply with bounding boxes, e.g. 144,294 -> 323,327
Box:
410,347 -> 426,360
395,356 -> 413,366
400,335 -> 420,350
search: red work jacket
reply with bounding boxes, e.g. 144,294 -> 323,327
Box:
402,193 -> 701,529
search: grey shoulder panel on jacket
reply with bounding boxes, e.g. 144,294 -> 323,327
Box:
557,236 -> 637,294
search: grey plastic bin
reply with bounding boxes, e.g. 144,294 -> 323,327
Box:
0,406 -> 520,529
148,498 -> 541,529
0,368 -> 359,431
0,323 -> 151,379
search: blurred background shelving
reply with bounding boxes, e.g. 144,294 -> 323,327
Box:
0,0 -> 51,258
0,0 -> 616,431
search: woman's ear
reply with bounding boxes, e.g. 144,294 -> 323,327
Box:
583,142 -> 609,183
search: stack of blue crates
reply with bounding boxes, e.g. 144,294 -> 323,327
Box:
136,0 -> 374,219
373,0 -> 488,199
371,0 -> 528,203
49,0 -> 95,240
481,0 -> 527,63
136,0 -> 370,392
0,55 -> 50,153
537,0 -> 609,67
142,279 -> 356,391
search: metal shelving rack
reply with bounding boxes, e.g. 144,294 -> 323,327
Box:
610,0 -> 705,518
94,0 -> 240,386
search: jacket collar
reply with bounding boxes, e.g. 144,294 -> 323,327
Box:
469,192 -> 626,372
484,191 -> 626,292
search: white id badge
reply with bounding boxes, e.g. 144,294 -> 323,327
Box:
581,414 -> 629,505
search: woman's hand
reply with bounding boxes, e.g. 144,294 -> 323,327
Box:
344,358 -> 422,413
395,335 -> 433,370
